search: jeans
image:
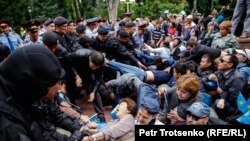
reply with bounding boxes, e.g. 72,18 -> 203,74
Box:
136,52 -> 155,64
106,73 -> 144,111
107,61 -> 146,81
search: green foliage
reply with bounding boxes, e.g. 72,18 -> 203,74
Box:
30,0 -> 64,21
119,0 -> 188,19
0,0 -> 237,33
0,0 -> 66,33
0,0 -> 30,32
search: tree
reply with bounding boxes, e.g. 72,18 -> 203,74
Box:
106,0 -> 119,22
31,0 -> 64,21
0,0 -> 30,32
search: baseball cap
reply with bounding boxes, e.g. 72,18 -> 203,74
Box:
140,97 -> 160,114
186,102 -> 210,117
204,81 -> 218,91
235,49 -> 250,60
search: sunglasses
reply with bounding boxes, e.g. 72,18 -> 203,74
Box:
219,58 -> 231,63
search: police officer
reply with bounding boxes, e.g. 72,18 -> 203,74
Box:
114,11 -> 133,34
0,19 -> 23,52
23,19 -> 43,46
85,17 -> 100,38
44,19 -> 55,33
43,31 -> 83,104
0,45 -> 67,140
93,27 -> 143,67
53,16 -> 81,53
70,49 -> 107,122
76,24 -> 86,37
124,22 -> 137,52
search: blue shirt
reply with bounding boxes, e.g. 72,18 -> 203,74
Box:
22,36 -> 43,46
0,32 -> 23,52
133,33 -> 144,50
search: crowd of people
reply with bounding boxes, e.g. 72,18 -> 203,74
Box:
0,5 -> 250,141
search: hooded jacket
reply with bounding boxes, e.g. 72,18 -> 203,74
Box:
0,45 -> 65,140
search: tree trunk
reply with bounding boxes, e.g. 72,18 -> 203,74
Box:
106,0 -> 119,22
211,0 -> 214,11
76,0 -> 82,18
193,0 -> 197,11
96,0 -> 102,17
73,0 -> 81,19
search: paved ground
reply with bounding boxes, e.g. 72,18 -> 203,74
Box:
76,92 -> 113,121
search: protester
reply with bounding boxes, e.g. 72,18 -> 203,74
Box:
135,97 -> 163,125
84,98 -> 136,141
186,102 -> 229,125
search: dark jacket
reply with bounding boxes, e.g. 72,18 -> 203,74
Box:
0,46 -> 65,140
215,69 -> 244,107
197,68 -> 216,92
172,47 -> 181,61
92,37 -> 139,67
53,31 -> 82,53
55,45 -> 78,79
143,29 -> 151,45
164,87 -> 200,119
31,100 -> 86,141
187,44 -> 221,63
70,49 -> 103,93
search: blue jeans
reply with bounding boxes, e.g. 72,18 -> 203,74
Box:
136,52 -> 155,64
107,61 -> 146,81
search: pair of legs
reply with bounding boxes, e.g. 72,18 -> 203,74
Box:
231,0 -> 250,37
107,60 -> 171,85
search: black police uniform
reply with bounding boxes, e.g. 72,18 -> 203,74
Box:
0,46 -> 66,140
31,99 -> 88,141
